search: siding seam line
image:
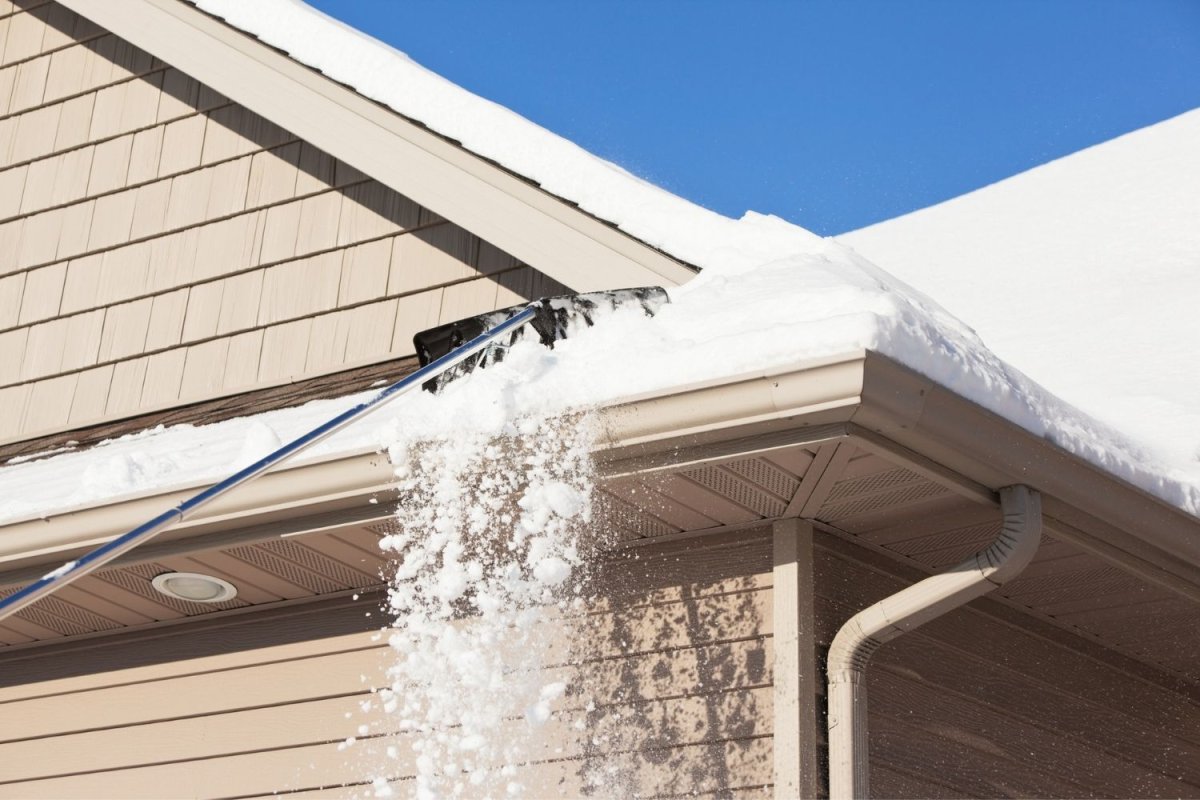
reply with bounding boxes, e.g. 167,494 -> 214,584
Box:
0,93 -> 230,175
0,718 -> 776,790
0,1 -> 53,25
0,62 -> 167,125
0,26 -> 107,77
0,643 -> 387,702
2,174 -> 364,282
0,688 -> 368,749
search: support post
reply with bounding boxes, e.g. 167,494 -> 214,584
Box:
773,517 -> 820,799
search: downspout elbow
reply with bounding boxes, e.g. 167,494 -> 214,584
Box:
826,484 -> 1042,799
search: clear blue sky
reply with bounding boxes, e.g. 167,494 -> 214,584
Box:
305,0 -> 1200,236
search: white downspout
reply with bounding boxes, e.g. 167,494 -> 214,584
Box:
826,484 -> 1042,798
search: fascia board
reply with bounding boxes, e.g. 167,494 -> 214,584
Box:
55,0 -> 696,293
6,349 -> 1198,602
0,353 -> 870,575
853,351 -> 1200,598
0,451 -> 395,573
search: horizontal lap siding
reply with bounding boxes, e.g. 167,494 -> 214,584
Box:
814,534 -> 1200,798
0,533 -> 774,797
0,2 -> 568,445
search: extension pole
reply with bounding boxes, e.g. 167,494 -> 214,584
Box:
0,306 -> 539,624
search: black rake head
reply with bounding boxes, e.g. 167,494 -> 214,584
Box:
413,286 -> 669,392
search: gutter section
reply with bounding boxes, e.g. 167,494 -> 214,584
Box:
826,485 -> 1043,798
0,452 -> 394,572
595,352 -> 867,457
0,353 -> 870,575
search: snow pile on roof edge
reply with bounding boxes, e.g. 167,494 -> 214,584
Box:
0,2 -> 1196,523
841,107 -> 1200,487
2,230 -> 1197,524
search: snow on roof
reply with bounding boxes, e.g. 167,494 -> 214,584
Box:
841,108 -> 1200,494
0,1 -> 1196,525
189,0 -> 824,275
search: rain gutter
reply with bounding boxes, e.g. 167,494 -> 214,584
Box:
0,352 -> 869,575
3,350 -> 1199,605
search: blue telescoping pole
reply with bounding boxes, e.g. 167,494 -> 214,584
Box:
0,305 -> 540,624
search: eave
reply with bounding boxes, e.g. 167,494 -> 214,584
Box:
598,351 -> 1200,602
4,350 -> 1198,608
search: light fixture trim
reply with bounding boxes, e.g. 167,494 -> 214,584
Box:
151,571 -> 238,603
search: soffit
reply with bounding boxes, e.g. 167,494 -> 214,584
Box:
606,439 -> 1200,687
0,522 -> 389,647
3,432 -> 1197,694
54,0 -> 696,294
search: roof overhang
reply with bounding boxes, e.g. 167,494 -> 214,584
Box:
54,0 -> 696,294
4,351 -> 1199,605
597,351 -> 1200,602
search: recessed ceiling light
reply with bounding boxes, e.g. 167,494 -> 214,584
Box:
151,572 -> 238,603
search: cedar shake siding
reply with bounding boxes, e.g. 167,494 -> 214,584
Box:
0,0 -> 567,445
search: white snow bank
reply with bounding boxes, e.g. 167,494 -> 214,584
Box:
0,3 -> 1196,523
841,108 -> 1200,480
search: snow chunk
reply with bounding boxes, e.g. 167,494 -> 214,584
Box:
377,414 -> 596,797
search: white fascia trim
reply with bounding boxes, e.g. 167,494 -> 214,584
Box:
56,0 -> 696,294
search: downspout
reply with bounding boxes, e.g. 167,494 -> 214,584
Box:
826,484 -> 1042,798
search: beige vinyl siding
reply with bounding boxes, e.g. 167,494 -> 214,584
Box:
814,531 -> 1200,798
0,533 -> 773,797
0,2 -> 568,444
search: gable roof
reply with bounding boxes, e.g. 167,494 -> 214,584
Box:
55,0 -> 698,294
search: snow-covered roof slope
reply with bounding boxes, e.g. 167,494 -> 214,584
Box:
0,2 -> 1197,524
191,0 -> 823,275
841,108 -> 1200,481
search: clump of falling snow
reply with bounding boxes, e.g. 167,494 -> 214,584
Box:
373,412 -> 597,798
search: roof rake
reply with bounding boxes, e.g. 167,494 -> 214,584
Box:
0,286 -> 669,624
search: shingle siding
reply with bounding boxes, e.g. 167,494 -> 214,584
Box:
0,1 -> 565,444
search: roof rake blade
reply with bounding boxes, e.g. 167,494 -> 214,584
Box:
413,286 -> 670,392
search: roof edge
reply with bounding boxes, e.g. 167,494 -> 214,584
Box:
4,349 -> 1199,604
0,451 -> 394,574
854,351 -> 1200,600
